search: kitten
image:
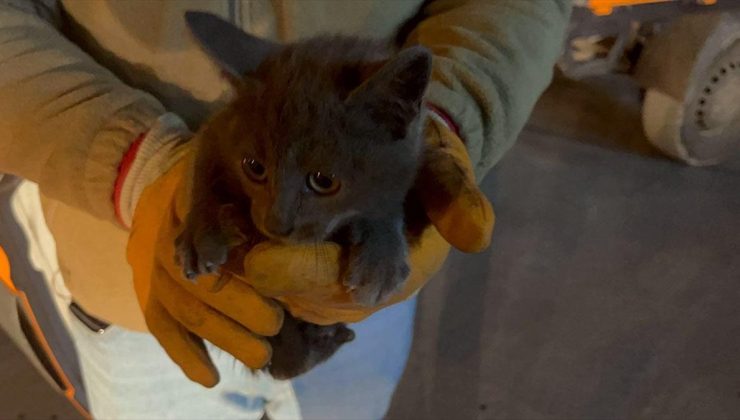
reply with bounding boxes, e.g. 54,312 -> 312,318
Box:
177,12 -> 432,379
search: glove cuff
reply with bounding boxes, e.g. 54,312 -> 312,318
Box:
114,113 -> 191,228
426,103 -> 460,138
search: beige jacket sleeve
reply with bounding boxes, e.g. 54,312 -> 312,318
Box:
406,0 -> 572,180
0,0 -> 165,221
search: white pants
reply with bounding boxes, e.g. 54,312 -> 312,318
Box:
65,295 -> 417,420
66,311 -> 301,419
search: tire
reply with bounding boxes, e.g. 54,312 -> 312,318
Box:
638,12 -> 740,166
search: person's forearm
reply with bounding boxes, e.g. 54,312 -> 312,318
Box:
0,0 -> 166,221
406,0 -> 573,180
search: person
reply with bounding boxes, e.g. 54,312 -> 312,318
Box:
0,0 -> 572,418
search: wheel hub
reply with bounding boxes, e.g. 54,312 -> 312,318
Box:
680,38 -> 740,163
691,40 -> 740,134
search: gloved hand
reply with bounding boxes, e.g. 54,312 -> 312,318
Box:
125,114 -> 493,386
124,117 -> 284,388
239,118 -> 495,325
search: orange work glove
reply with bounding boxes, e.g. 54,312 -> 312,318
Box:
239,119 -> 495,325
126,150 -> 283,388
125,114 -> 493,387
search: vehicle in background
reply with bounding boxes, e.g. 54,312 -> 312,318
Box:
562,0 -> 740,165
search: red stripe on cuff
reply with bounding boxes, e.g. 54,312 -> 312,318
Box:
113,133 -> 146,227
426,102 -> 462,139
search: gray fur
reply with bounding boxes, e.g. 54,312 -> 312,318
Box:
178,13 -> 431,379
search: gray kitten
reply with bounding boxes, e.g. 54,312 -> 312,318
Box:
177,12 -> 431,379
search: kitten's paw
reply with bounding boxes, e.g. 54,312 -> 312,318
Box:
344,253 -> 410,306
268,319 -> 354,380
175,226 -> 231,281
303,322 -> 355,347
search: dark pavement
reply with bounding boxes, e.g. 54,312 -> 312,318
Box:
387,74 -> 740,419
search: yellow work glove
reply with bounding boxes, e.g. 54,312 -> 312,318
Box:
126,148 -> 283,388
125,115 -> 493,387
239,119 -> 495,325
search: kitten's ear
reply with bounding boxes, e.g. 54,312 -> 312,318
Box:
185,11 -> 280,86
347,46 -> 433,138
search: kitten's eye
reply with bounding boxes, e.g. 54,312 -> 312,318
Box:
242,157 -> 267,183
307,172 -> 340,195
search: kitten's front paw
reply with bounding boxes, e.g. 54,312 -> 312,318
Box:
344,251 -> 410,306
175,225 -> 231,281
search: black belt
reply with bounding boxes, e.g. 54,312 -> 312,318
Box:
69,301 -> 110,334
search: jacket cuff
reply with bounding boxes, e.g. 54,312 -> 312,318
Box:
113,113 -> 191,228
426,103 -> 460,138
425,79 -> 489,181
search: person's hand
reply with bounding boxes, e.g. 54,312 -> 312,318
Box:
238,118 -> 495,325
126,147 -> 284,388
124,113 -> 493,387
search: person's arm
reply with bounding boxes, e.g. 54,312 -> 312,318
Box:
404,0 -> 573,179
0,0 -> 168,221
0,2 -> 281,388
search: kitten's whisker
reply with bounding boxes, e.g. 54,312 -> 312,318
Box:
313,241 -> 320,281
296,243 -> 315,282
317,241 -> 331,280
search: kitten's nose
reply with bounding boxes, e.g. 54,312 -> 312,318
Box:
264,213 -> 294,237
